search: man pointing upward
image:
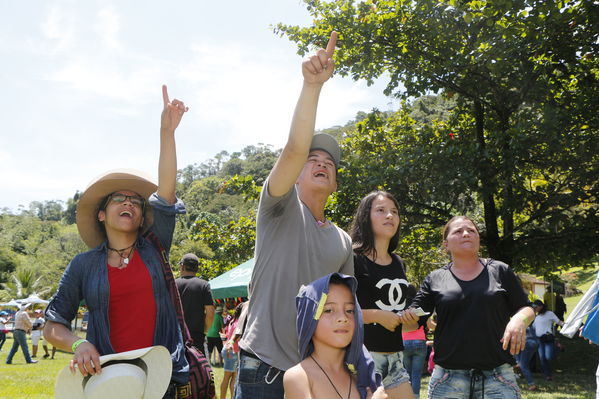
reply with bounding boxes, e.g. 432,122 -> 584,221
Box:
235,32 -> 354,398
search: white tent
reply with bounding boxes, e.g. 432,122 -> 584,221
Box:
24,293 -> 49,304
0,299 -> 25,307
0,294 -> 49,307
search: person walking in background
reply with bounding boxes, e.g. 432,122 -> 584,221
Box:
220,303 -> 243,399
31,309 -> 50,359
402,285 -> 428,399
206,304 -> 225,367
515,325 -> 539,391
554,292 -> 567,322
350,190 -> 417,399
407,216 -> 535,399
236,31 -> 354,398
6,303 -> 37,364
0,311 -> 8,351
176,253 -> 215,354
532,299 -> 564,381
44,85 -> 192,398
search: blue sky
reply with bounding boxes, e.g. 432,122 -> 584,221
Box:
0,1 -> 397,211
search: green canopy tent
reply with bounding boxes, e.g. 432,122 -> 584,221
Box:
208,258 -> 254,300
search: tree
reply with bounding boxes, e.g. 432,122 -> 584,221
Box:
0,246 -> 17,284
0,267 -> 51,299
189,212 -> 256,280
276,0 -> 598,270
63,191 -> 80,224
29,200 -> 65,221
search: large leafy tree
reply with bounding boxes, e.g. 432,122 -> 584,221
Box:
277,0 -> 598,270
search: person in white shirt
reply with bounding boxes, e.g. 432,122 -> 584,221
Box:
532,299 -> 564,381
31,309 -> 49,359
6,303 -> 36,364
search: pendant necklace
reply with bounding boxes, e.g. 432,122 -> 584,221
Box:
310,354 -> 351,399
107,243 -> 135,269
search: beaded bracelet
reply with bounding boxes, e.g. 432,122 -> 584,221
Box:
71,338 -> 88,352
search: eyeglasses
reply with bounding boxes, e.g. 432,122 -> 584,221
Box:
108,193 -> 145,208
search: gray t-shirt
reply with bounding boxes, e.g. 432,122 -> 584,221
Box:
239,180 -> 353,370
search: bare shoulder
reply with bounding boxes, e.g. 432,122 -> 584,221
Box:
284,361 -> 312,399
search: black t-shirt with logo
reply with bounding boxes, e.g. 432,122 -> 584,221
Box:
354,253 -> 409,352
411,259 -> 530,370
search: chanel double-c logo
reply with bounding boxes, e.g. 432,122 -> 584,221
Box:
374,278 -> 409,311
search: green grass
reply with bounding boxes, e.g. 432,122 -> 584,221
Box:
0,340 -> 70,399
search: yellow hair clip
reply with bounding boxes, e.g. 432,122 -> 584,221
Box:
314,293 -> 328,320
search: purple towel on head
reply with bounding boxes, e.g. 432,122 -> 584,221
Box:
295,273 -> 382,399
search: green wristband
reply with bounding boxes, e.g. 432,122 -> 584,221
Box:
71,338 -> 88,352
514,313 -> 528,324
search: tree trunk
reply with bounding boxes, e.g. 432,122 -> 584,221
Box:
474,101 -> 502,260
499,115 -> 515,266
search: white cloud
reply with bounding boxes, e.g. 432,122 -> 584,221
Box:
94,6 -> 122,50
38,5 -> 75,54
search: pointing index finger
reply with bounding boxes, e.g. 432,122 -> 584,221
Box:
325,31 -> 338,57
162,84 -> 170,106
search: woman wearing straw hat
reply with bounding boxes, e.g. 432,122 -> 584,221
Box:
44,85 -> 190,398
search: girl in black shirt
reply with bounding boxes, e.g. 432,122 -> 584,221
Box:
350,191 -> 418,399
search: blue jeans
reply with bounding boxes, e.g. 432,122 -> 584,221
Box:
403,340 -> 428,397
370,351 -> 411,390
517,338 -> 538,386
428,364 -> 521,399
537,341 -> 555,378
6,329 -> 33,364
234,352 -> 284,399
0,331 -> 6,350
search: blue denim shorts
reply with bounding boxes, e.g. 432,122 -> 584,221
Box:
428,363 -> 521,399
221,348 -> 239,372
370,351 -> 411,390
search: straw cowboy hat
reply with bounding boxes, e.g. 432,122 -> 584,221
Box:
55,346 -> 172,399
76,169 -> 158,248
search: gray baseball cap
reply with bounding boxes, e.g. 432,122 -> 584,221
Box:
310,134 -> 340,167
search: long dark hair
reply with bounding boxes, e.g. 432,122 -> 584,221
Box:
350,190 -> 401,260
534,300 -> 547,315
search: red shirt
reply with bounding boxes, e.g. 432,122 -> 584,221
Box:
107,250 -> 156,352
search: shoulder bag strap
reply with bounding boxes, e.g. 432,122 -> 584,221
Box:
144,231 -> 193,344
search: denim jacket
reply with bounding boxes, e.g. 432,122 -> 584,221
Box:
45,193 -> 189,384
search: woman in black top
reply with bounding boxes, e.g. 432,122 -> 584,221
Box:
408,216 -> 535,399
350,191 -> 418,399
